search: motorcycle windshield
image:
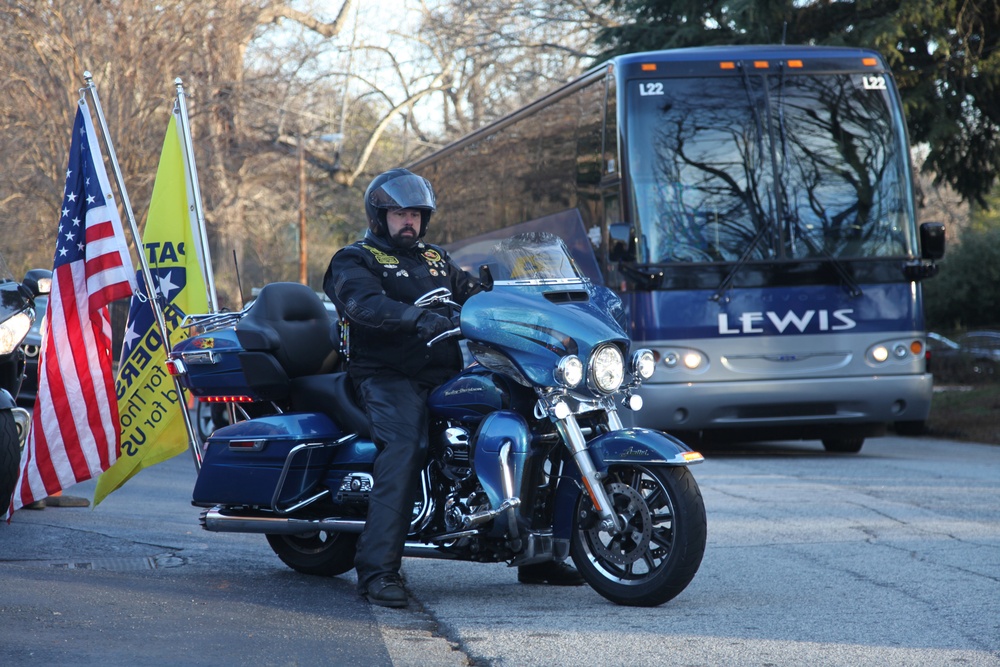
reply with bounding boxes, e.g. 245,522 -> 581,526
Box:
463,232 -> 628,389
488,232 -> 587,284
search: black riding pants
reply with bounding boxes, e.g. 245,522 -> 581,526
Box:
352,371 -> 438,591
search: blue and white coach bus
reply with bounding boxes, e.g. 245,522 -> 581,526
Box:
409,45 -> 945,453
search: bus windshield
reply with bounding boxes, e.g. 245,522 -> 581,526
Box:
626,71 -> 910,265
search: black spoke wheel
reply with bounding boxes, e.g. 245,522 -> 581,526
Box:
571,464 -> 706,607
265,531 -> 358,577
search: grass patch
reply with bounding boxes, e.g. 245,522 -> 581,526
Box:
925,384 -> 1000,445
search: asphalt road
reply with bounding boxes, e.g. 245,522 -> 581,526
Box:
2,435 -> 998,666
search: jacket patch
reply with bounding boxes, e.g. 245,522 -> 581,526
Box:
362,243 -> 399,267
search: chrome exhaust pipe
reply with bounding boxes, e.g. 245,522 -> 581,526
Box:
201,508 -> 365,535
402,543 -> 460,560
201,510 -> 469,561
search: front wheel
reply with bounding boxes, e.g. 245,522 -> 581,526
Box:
571,464 -> 706,607
0,410 -> 21,508
265,531 -> 358,577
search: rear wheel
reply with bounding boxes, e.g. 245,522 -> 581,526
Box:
570,464 -> 706,607
0,410 -> 20,508
265,531 -> 358,576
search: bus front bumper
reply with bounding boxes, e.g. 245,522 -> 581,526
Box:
630,373 -> 933,436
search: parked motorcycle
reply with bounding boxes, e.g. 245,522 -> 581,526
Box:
169,233 -> 707,606
0,249 -> 50,507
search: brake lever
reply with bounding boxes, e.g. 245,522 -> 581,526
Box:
426,326 -> 462,347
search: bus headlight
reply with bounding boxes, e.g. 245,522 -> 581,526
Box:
661,347 -> 708,372
867,338 -> 923,365
555,355 -> 584,388
631,348 -> 656,380
589,344 -> 625,394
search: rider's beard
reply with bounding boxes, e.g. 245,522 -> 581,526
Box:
390,227 -> 418,248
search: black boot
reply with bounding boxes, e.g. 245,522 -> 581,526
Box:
517,560 -> 584,586
362,574 -> 408,608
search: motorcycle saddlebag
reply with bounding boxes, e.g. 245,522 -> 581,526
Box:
192,412 -> 344,507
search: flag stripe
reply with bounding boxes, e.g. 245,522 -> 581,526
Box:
86,215 -> 133,308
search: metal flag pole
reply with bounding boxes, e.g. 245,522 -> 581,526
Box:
174,78 -> 219,313
82,72 -> 203,471
173,78 -> 235,445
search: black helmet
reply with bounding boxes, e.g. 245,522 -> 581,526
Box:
364,168 -> 436,239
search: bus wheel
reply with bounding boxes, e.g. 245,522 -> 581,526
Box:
894,420 -> 926,436
822,437 -> 864,453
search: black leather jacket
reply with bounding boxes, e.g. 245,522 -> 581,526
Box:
323,231 -> 480,379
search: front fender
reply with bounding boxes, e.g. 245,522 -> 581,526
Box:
553,428 -> 703,540
587,427 -> 704,470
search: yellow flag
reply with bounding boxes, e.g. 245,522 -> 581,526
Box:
94,113 -> 209,505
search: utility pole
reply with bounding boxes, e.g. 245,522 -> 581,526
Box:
298,133 -> 307,285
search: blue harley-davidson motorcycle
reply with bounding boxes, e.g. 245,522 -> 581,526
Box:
169,233 -> 706,607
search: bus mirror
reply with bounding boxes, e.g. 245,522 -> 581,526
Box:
919,222 -> 945,261
478,264 -> 494,291
608,222 -> 635,262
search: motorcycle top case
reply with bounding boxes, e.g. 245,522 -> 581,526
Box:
172,328 -> 253,399
192,412 -> 345,507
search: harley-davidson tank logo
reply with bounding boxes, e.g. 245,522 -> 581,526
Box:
444,386 -> 481,397
192,337 -> 215,349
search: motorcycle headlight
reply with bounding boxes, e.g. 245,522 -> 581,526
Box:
0,312 -> 32,355
631,348 -> 656,380
554,355 -> 584,388
589,344 -> 624,394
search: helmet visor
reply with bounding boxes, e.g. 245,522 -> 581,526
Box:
369,174 -> 436,211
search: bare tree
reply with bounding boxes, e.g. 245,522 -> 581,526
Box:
0,0 -> 355,303
0,0 -> 624,300
407,0 -> 621,149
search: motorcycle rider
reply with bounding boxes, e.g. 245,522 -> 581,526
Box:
324,168 -> 582,608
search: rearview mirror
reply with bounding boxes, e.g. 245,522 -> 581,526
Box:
608,223 -> 635,262
920,222 -> 945,261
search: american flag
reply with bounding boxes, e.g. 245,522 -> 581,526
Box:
8,100 -> 136,515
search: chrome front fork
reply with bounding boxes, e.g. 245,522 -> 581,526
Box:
554,407 -> 624,534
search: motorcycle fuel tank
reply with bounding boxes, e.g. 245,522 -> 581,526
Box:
428,367 -> 509,420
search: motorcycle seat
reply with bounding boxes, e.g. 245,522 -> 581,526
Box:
290,371 -> 371,440
236,282 -> 339,380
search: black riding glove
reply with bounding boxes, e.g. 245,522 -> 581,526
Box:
415,311 -> 454,342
